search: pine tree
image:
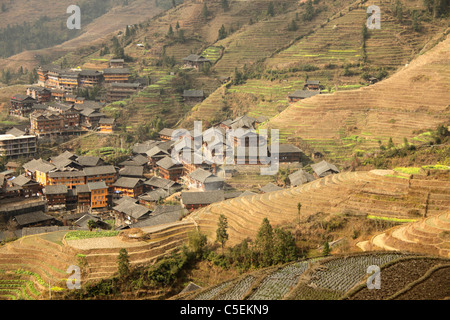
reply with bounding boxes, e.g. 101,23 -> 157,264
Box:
322,241 -> 331,256
117,248 -> 130,277
176,21 -> 180,29
273,228 -> 298,264
168,24 -> 174,37
218,24 -> 227,40
216,214 -> 229,253
297,202 -> 302,224
267,2 -> 275,16
256,218 -> 274,267
387,137 -> 395,149
202,2 -> 209,19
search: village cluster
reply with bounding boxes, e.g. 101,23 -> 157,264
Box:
0,112 -> 340,241
0,53 -> 343,241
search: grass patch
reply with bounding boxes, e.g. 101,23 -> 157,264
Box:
367,215 -> 418,223
393,167 -> 422,175
65,230 -> 119,241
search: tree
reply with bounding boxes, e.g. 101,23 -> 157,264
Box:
322,241 -> 331,256
87,219 -> 97,231
221,0 -> 230,11
267,2 -> 275,16
303,0 -> 316,21
216,214 -> 229,253
288,19 -> 298,31
218,24 -> 227,40
202,2 -> 209,19
297,202 -> 302,224
188,230 -> 207,258
387,137 -> 395,149
273,228 -> 298,264
176,21 -> 180,29
117,248 -> 130,277
256,218 -> 274,267
168,24 -> 174,37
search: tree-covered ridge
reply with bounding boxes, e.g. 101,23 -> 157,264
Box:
0,0 -> 136,58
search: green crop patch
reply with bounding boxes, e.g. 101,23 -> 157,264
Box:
65,230 -> 120,241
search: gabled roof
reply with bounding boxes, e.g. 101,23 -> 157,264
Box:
11,94 -> 35,102
183,90 -> 204,98
288,169 -> 315,187
240,190 -> 257,197
113,177 -> 143,189
138,188 -> 169,202
113,201 -> 150,220
48,170 -> 85,179
133,140 -> 159,154
23,159 -> 54,173
99,118 -> 115,125
13,211 -> 54,226
288,90 -> 320,99
83,165 -> 116,176
273,144 -> 303,154
126,205 -> 186,229
311,160 -> 340,177
119,154 -> 148,167
305,80 -> 321,85
146,146 -> 170,158
188,168 -> 223,185
181,190 -> 225,205
156,156 -> 181,170
87,181 -> 107,191
79,69 -> 102,76
74,214 -> 101,229
44,184 -> 68,195
11,175 -> 34,187
180,282 -> 202,294
103,68 -> 130,75
159,128 -> 175,137
182,54 -> 210,63
260,183 -> 283,193
230,114 -> 257,130
76,156 -> 103,167
144,176 -> 177,190
6,127 -> 26,137
119,166 -> 144,178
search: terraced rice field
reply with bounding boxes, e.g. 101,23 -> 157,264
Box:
363,211 -> 450,258
0,221 -> 197,299
264,34 -> 450,163
213,0 -> 354,76
191,170 -> 450,246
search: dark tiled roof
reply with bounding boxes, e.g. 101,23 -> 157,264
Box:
76,156 -> 103,167
260,183 -> 283,193
181,190 -> 224,205
144,176 -> 176,189
183,90 -> 204,98
6,127 -> 26,137
288,90 -> 320,99
113,177 -> 142,189
113,201 -> 150,220
83,165 -> 116,176
138,189 -> 169,202
288,169 -> 315,186
311,160 -> 340,177
11,175 -> 33,187
159,128 -> 175,137
273,144 -> 303,154
182,54 -> 210,63
119,166 -> 144,178
128,205 -> 186,228
44,184 -> 68,195
103,68 -> 130,74
88,181 -> 107,190
13,211 -> 54,226
156,156 -> 181,170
